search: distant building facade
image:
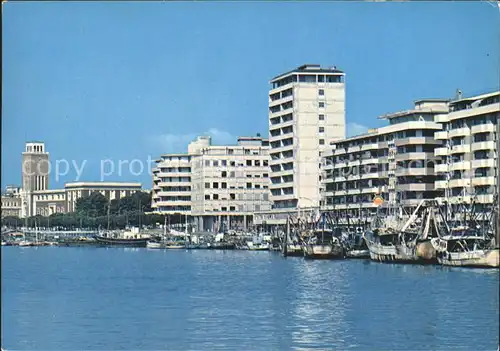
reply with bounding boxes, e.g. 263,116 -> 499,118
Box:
321,99 -> 449,216
434,91 -> 499,213
152,135 -> 272,231
1,142 -> 143,218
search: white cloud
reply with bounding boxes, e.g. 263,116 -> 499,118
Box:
150,128 -> 237,153
347,122 -> 370,138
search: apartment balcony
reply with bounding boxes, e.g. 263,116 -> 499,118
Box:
435,180 -> 448,189
157,171 -> 191,178
361,143 -> 379,151
471,123 -> 496,134
269,155 -> 294,165
158,181 -> 190,187
434,114 -> 449,123
395,168 -> 433,176
270,193 -> 295,202
396,137 -> 441,146
268,94 -> 293,108
471,176 -> 496,186
395,152 -> 429,161
154,200 -> 191,207
333,148 -> 347,156
361,158 -> 380,165
333,161 -> 349,169
471,141 -> 496,152
271,169 -> 294,178
449,102 -> 500,121
471,159 -> 495,169
269,143 -> 294,154
397,183 -> 434,191
435,164 -> 449,173
360,172 -> 380,179
448,127 -> 470,138
157,191 -> 191,197
435,147 -> 449,156
450,144 -> 470,154
434,131 -> 448,140
450,161 -> 470,171
347,145 -> 362,153
474,194 -> 495,204
448,178 -> 471,188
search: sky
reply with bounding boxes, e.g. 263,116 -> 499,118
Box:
2,1 -> 499,189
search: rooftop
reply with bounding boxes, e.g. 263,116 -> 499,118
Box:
271,64 -> 344,82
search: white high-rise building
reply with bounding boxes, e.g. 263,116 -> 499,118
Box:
268,64 -> 346,212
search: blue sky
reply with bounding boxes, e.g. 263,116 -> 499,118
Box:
3,2 -> 499,189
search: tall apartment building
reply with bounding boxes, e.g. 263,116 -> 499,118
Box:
151,154 -> 192,214
321,99 -> 449,216
151,135 -> 272,231
434,91 -> 500,212
268,64 -> 346,211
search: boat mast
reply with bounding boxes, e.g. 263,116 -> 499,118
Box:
107,198 -> 111,231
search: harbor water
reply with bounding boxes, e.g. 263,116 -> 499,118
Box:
2,247 -> 499,350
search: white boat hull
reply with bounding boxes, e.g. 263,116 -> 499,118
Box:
437,249 -> 499,268
146,242 -> 163,249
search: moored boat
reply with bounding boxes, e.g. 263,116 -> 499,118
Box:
94,228 -> 150,247
431,229 -> 499,268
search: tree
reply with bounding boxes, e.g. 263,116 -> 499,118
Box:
75,192 -> 108,217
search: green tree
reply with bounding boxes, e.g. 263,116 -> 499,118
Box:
75,192 -> 108,217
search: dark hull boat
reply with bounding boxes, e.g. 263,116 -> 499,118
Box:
94,235 -> 149,247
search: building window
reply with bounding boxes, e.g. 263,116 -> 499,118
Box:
230,206 -> 236,211
230,171 -> 235,177
205,160 -> 210,166
319,114 -> 325,121
319,102 -> 325,108
205,182 -> 210,189
228,149 -> 234,155
230,193 -> 236,200
263,160 -> 268,166
222,160 -> 227,166
319,127 -> 325,133
213,160 -> 219,167
221,206 -> 227,211
255,184 -> 261,189
205,195 -> 210,200
255,160 -> 260,166
222,171 -> 227,178
319,139 -> 325,145
230,161 -> 236,167
213,194 -> 219,200
247,182 -> 252,189
213,182 -> 219,189
263,173 -> 268,178
246,160 -> 252,166
221,182 -> 227,189
319,89 -> 324,96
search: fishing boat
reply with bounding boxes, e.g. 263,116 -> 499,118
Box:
282,217 -> 303,257
344,227 -> 370,259
302,213 -> 344,259
431,230 -> 499,268
364,200 -> 440,264
94,228 -> 150,247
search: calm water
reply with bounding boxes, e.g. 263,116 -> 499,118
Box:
2,247 -> 499,350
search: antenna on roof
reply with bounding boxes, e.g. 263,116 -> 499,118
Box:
455,89 -> 463,100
